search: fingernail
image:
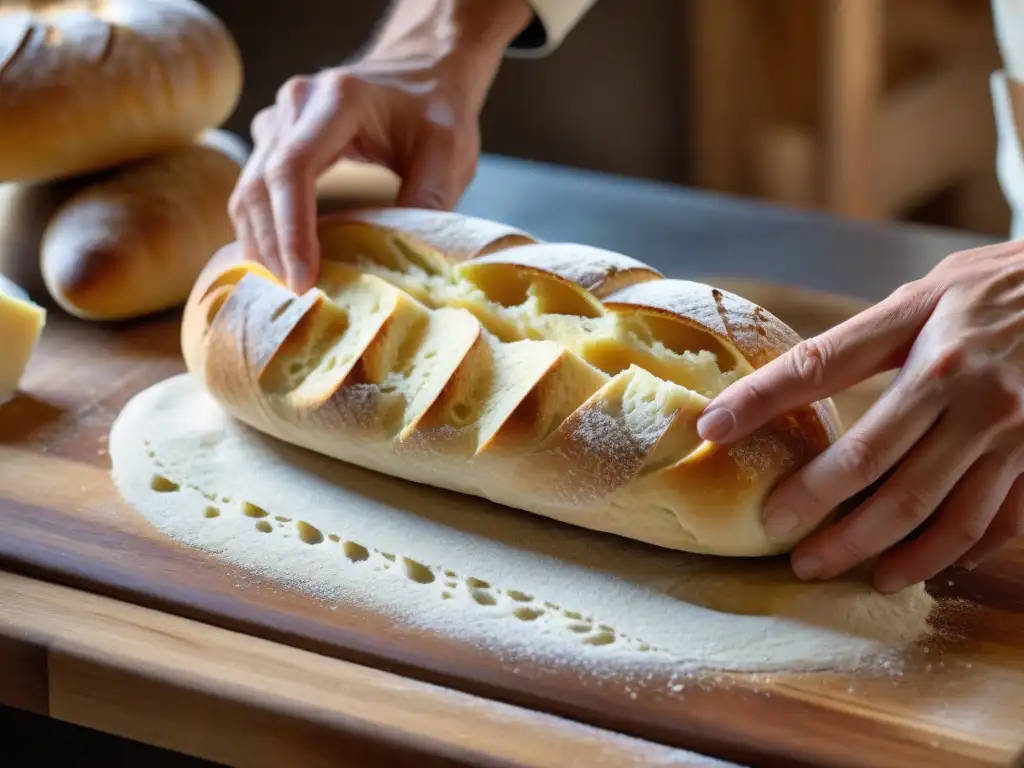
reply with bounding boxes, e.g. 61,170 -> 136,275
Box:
875,572 -> 907,594
764,504 -> 799,540
792,555 -> 823,580
697,407 -> 735,442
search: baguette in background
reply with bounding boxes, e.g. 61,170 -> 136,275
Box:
0,0 -> 243,183
0,130 -> 249,321
181,209 -> 842,558
42,130 -> 250,320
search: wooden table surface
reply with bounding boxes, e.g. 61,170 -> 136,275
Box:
2,285 -> 1024,768
2,157 -> 1024,768
1,567 -> 734,768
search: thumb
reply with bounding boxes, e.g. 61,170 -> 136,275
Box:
395,130 -> 473,211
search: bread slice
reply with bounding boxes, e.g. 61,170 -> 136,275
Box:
181,209 -> 842,556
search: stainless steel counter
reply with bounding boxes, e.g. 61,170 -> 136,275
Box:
458,154 -> 999,302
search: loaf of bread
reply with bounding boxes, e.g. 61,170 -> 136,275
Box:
0,0 -> 243,183
0,130 -> 248,320
180,209 -> 843,557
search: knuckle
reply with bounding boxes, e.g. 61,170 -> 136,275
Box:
832,435 -> 880,485
250,107 -> 276,137
325,69 -> 362,103
265,148 -> 306,184
277,75 -> 310,104
787,337 -> 830,388
232,179 -> 268,216
839,532 -> 873,563
945,248 -> 970,266
888,488 -> 934,529
889,279 -> 922,301
923,341 -> 968,382
953,512 -> 990,548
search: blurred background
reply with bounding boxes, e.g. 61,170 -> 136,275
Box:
204,0 -> 1009,237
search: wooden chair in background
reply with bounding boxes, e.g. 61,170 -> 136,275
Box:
689,0 -> 1009,236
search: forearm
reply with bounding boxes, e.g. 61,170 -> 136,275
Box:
365,0 -> 532,104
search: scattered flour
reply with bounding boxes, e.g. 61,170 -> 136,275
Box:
109,374 -> 938,679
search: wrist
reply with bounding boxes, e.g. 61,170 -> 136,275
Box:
450,0 -> 532,106
365,0 -> 531,107
451,0 -> 534,61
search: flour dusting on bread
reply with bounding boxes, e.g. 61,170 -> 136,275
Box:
180,208 -> 843,557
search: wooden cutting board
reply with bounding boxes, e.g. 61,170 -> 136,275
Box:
1,281 -> 1022,768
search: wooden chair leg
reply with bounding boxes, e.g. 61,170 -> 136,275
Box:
819,0 -> 885,220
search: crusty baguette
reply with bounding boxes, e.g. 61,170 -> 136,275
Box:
0,0 -> 243,183
32,129 -> 248,320
180,209 -> 843,557
0,130 -> 249,318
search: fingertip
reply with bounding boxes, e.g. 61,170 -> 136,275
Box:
396,185 -> 449,211
696,406 -> 736,442
873,569 -> 909,594
791,552 -> 824,581
288,248 -> 321,294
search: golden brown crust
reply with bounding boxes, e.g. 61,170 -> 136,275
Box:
0,0 -> 243,183
40,130 -> 248,320
180,207 -> 844,557
316,208 -> 538,269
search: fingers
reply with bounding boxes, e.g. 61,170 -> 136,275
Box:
697,285 -> 928,444
871,451 -> 1015,592
264,74 -> 366,292
230,65 -> 477,293
231,75 -> 345,292
955,471 -> 1024,569
786,401 -> 994,585
395,122 -> 478,211
760,374 -> 944,545
230,107 -> 285,279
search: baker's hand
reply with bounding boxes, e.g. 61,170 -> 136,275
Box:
697,242 -> 1024,593
228,0 -> 531,293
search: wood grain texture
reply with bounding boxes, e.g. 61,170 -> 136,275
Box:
0,572 -> 716,768
0,284 -> 1023,768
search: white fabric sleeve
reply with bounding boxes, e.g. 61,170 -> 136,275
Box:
991,0 -> 1024,238
506,0 -> 600,58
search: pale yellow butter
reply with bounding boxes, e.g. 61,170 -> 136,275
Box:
0,274 -> 46,405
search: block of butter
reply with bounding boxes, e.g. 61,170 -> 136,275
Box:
0,273 -> 46,406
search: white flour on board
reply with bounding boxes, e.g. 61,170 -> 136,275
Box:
109,374 -> 938,678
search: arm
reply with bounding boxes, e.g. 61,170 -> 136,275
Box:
364,0 -> 536,105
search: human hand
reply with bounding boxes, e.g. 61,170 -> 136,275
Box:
228,0 -> 532,293
696,242 -> 1024,593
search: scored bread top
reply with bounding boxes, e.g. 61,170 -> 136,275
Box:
0,0 -> 243,183
181,208 -> 843,557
